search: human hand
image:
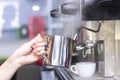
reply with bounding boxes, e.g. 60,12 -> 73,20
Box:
32,36 -> 51,65
10,34 -> 46,66
0,34 -> 46,80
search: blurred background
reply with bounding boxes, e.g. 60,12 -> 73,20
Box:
0,0 -> 81,58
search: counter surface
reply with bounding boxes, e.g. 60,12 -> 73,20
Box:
66,69 -> 118,80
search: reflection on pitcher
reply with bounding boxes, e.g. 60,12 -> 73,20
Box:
42,35 -> 74,68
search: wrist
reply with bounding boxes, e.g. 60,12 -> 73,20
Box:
0,58 -> 22,72
9,57 -> 23,68
0,58 -> 22,80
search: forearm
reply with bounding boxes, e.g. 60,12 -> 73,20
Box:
0,57 -> 22,80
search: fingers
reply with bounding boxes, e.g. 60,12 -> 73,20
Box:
32,41 -> 46,54
33,47 -> 46,55
29,34 -> 44,45
30,34 -> 49,65
32,42 -> 47,48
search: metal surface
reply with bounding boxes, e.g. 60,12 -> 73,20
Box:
50,9 -> 62,18
115,40 -> 120,76
77,21 -> 116,77
115,20 -> 120,76
45,35 -> 74,68
96,21 -> 116,77
96,40 -> 115,77
77,21 -> 100,42
115,20 -> 120,40
61,2 -> 79,15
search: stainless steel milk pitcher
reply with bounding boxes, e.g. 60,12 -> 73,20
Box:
44,35 -> 74,68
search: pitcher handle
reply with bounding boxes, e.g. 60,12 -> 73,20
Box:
70,65 -> 78,75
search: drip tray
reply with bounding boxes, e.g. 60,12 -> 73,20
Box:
40,66 -> 74,80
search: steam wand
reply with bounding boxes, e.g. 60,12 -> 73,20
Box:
73,22 -> 101,41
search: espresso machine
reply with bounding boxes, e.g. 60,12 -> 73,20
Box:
75,0 -> 120,78
60,0 -> 120,78
50,0 -> 120,78
79,21 -> 116,77
77,20 -> 120,78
